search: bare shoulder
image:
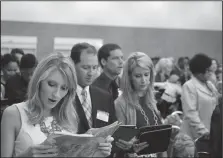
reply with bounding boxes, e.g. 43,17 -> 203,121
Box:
2,105 -> 21,127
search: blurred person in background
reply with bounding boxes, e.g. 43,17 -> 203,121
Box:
171,57 -> 191,85
10,48 -> 25,65
1,54 -> 20,99
151,57 -> 160,67
155,58 -> 174,82
5,54 -> 38,105
155,73 -> 182,118
1,54 -> 5,99
215,67 -> 222,94
180,53 -> 219,140
208,58 -> 218,87
172,133 -> 196,158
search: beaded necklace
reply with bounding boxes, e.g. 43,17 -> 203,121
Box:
39,117 -> 62,136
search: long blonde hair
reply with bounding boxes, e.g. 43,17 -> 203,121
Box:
121,52 -> 159,113
26,53 -> 79,132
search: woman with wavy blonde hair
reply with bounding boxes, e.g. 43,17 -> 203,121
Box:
114,52 -> 163,157
1,53 -> 113,157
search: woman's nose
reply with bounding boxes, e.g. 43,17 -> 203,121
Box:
53,88 -> 61,98
141,76 -> 146,83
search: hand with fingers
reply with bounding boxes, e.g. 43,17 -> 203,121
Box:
116,137 -> 149,153
131,137 -> 149,153
115,139 -> 134,151
97,135 -> 114,157
24,144 -> 58,157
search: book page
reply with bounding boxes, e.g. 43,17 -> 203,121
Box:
44,134 -> 106,157
92,121 -> 122,138
43,121 -> 121,157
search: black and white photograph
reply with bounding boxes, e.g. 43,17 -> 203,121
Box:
1,1 -> 222,157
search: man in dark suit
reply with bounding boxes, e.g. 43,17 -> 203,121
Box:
92,43 -> 124,101
70,42 -> 117,134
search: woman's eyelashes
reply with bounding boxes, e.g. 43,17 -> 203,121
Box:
47,81 -> 68,91
135,73 -> 150,78
61,85 -> 68,91
48,81 -> 56,87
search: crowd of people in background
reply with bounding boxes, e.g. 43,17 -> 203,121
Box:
1,45 -> 222,158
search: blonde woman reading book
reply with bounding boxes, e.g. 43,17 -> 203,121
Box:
1,53 -> 113,157
115,52 -> 166,157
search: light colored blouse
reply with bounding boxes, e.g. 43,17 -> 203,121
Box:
180,76 -> 218,140
13,102 -> 72,157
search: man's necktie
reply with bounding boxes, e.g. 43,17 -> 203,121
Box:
81,89 -> 92,128
111,79 -> 119,101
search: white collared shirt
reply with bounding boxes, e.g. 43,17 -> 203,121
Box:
76,85 -> 92,109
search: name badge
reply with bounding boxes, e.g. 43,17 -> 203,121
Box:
96,110 -> 109,122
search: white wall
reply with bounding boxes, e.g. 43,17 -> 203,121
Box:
1,1 -> 222,30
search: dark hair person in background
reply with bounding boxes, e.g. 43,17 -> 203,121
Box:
1,54 -> 20,99
10,48 -> 25,64
93,43 -> 124,101
171,57 -> 191,85
180,53 -> 219,140
5,54 -> 38,105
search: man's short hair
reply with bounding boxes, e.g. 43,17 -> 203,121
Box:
11,48 -> 25,56
98,43 -> 121,68
20,54 -> 38,69
70,43 -> 97,64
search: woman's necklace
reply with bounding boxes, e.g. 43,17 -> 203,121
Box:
39,117 -> 62,136
136,103 -> 159,126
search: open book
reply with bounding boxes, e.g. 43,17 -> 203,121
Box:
43,121 -> 121,157
112,124 -> 172,154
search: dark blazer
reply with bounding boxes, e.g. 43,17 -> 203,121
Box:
93,72 -> 120,101
74,85 -> 117,134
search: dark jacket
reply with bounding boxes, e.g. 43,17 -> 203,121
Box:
74,85 -> 117,134
5,74 -> 28,105
93,72 -> 120,101
209,96 -> 222,158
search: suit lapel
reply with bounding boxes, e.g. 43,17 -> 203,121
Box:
75,95 -> 90,133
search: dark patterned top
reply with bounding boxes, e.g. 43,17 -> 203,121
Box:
136,96 -> 162,128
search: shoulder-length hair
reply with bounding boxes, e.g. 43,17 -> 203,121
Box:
155,58 -> 173,75
26,53 -> 79,132
121,52 -> 159,113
